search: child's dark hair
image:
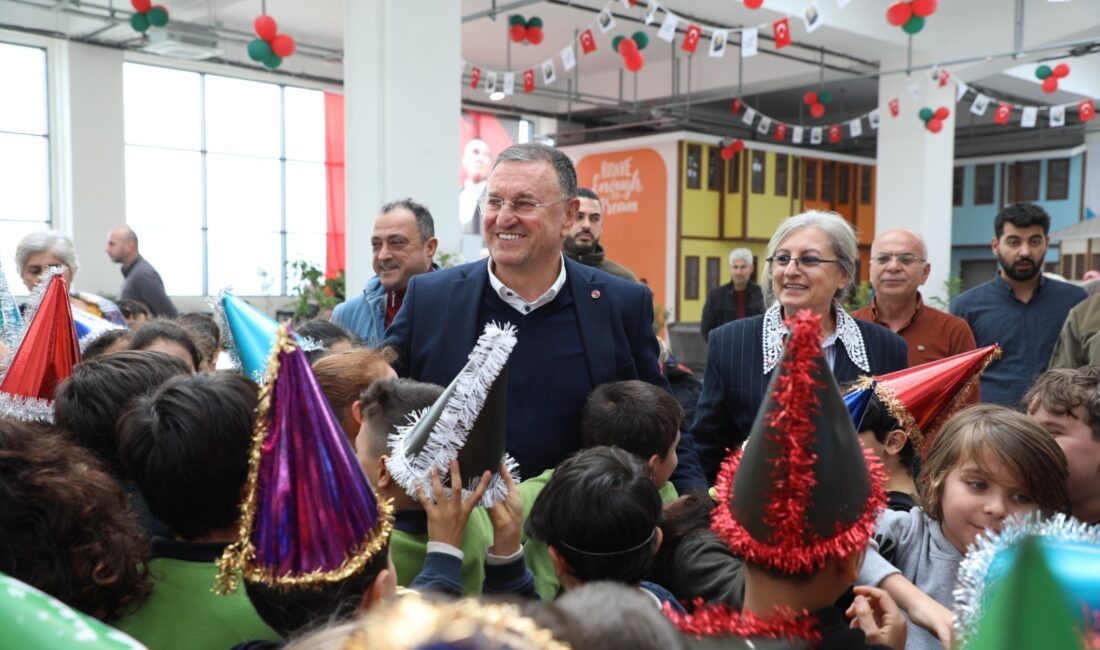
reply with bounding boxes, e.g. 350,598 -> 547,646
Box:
860,393 -> 916,471
81,328 -> 133,361
243,545 -> 390,637
116,298 -> 151,320
359,378 -> 443,457
119,371 -> 258,540
525,446 -> 662,585
1024,366 -> 1100,441
175,312 -> 221,367
918,405 -> 1071,519
129,319 -> 203,370
581,380 -> 683,460
296,319 -> 361,364
53,350 -> 193,477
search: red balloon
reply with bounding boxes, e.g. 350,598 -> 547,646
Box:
254,15 -> 277,40
1053,63 -> 1070,78
803,91 -> 818,105
745,0 -> 764,8
810,102 -> 826,118
732,140 -> 745,152
271,34 -> 296,58
131,0 -> 152,12
927,118 -> 943,133
618,37 -> 639,57
510,24 -> 527,42
1042,76 -> 1058,93
934,106 -> 950,120
886,2 -> 913,26
526,26 -> 544,45
911,0 -> 937,17
624,52 -> 644,72
720,145 -> 735,161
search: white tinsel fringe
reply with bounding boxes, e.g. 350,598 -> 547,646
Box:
952,512 -> 1100,645
0,392 -> 55,423
385,321 -> 519,508
0,261 -> 22,350
209,287 -> 243,371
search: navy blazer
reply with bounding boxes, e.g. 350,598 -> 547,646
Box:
383,257 -> 708,490
690,313 -> 908,482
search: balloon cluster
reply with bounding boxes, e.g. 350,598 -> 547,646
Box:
744,0 -> 764,8
130,0 -> 169,33
918,106 -> 950,133
1035,63 -> 1070,94
719,139 -> 745,160
886,0 -> 937,35
509,16 -> 544,45
248,15 -> 296,70
612,31 -> 649,72
803,90 -> 832,119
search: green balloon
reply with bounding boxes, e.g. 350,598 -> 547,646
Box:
918,107 -> 934,122
902,15 -> 925,34
248,38 -> 272,62
818,90 -> 833,105
262,54 -> 282,69
130,12 -> 151,32
1035,65 -> 1052,80
508,14 -> 525,26
148,6 -> 169,27
526,16 -> 543,28
632,30 -> 650,50
612,35 -> 625,52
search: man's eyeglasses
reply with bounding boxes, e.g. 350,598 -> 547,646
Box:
478,197 -> 570,216
767,254 -> 840,268
870,253 -> 926,266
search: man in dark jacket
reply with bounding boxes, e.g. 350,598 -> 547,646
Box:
562,188 -> 637,283
700,248 -> 764,341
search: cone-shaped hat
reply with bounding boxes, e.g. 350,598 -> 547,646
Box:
0,259 -> 22,350
711,310 -> 886,575
386,321 -> 519,508
0,269 -> 80,423
212,290 -> 281,381
844,382 -> 875,431
214,325 -> 393,594
73,307 -> 127,353
851,345 -> 1002,451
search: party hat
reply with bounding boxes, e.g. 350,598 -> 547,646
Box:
215,325 -> 393,594
0,573 -> 148,649
386,321 -> 519,508
711,310 -> 886,574
850,344 -> 1001,451
965,535 -> 1087,650
0,259 -> 22,350
0,268 -> 80,423
955,513 -> 1100,646
844,381 -> 874,431
212,289 -> 320,382
73,307 -> 127,353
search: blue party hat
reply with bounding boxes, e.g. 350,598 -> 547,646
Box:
844,382 -> 874,431
212,289 -> 320,381
0,259 -> 22,351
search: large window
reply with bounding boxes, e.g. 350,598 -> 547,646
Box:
1047,159 -> 1070,200
751,150 -> 766,194
974,164 -> 996,205
123,63 -> 327,296
0,42 -> 51,289
774,154 -> 788,196
1008,161 -> 1040,203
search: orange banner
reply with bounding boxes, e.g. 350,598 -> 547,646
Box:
575,148 -> 668,311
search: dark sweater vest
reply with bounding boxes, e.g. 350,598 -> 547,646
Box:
478,278 -> 592,478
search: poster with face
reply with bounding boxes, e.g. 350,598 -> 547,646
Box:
459,112 -> 521,254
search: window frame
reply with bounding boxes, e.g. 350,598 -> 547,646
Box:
774,154 -> 788,197
751,150 -> 766,194
1047,158 -> 1070,201
974,164 -> 996,205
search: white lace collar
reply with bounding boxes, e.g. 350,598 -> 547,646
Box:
761,302 -> 869,374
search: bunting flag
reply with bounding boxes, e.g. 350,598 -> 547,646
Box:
773,17 -> 792,48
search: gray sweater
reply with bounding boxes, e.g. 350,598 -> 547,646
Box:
860,508 -> 961,650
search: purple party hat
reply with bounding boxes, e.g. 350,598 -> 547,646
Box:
215,325 -> 393,594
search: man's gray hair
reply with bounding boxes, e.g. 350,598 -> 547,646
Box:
729,248 -> 753,266
764,210 -> 858,303
15,230 -> 80,278
493,143 -> 578,200
380,198 -> 435,243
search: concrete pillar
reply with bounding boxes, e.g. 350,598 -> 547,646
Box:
874,55 -> 956,304
344,1 -> 461,296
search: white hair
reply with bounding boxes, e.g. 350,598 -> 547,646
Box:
15,230 -> 79,278
728,248 -> 753,266
764,210 -> 858,303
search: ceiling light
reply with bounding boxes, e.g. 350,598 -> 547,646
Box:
489,91 -> 506,101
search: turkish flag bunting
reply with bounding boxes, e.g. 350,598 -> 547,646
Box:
470,67 -> 481,89
731,98 -> 743,114
993,103 -> 1012,125
889,98 -> 900,117
775,123 -> 787,141
579,29 -> 597,54
773,18 -> 791,49
939,69 -> 950,88
682,24 -> 702,53
1080,100 -> 1096,123
828,124 -> 841,143
523,70 -> 535,93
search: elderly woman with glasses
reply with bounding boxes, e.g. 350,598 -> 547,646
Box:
15,230 -> 126,325
690,211 -> 908,481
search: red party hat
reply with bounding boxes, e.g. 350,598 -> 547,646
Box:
852,345 -> 1002,452
0,269 -> 80,423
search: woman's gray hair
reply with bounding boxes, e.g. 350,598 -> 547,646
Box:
15,230 -> 79,278
728,248 -> 753,265
764,210 -> 858,303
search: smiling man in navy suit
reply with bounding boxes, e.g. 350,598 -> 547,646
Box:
384,143 -> 705,490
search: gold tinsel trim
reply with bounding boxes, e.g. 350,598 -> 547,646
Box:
344,592 -> 571,650
214,326 -> 395,595
850,375 -> 922,448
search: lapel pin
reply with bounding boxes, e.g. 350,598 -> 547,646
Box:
591,290 -> 601,299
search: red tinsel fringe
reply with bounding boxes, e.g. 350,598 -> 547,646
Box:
664,599 -> 821,644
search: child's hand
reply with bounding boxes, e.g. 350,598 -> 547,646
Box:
846,586 -> 907,650
487,464 -> 522,556
418,460 -> 490,549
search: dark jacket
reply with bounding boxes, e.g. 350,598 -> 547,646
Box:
700,281 -> 766,342
563,244 -> 638,283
